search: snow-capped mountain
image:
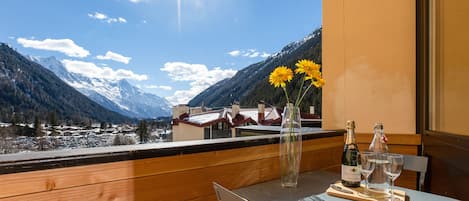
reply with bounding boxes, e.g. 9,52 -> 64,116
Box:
29,56 -> 171,119
0,43 -> 131,123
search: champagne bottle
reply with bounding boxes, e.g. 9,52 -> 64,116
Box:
341,120 -> 361,187
368,122 -> 389,192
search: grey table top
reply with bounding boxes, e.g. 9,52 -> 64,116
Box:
315,187 -> 459,201
234,171 -> 339,201
234,170 -> 459,201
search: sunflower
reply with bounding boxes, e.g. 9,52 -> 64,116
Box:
268,59 -> 325,107
305,71 -> 322,81
269,66 -> 293,88
313,78 -> 326,88
294,59 -> 320,76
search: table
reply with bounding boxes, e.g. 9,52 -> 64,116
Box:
234,170 -> 458,201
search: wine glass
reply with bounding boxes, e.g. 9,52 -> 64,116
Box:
384,153 -> 404,201
359,151 -> 376,197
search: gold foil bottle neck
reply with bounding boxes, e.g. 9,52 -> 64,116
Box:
346,120 -> 355,129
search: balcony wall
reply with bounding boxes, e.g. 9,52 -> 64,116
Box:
0,133 -> 344,201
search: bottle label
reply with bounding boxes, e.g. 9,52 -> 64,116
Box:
380,135 -> 388,143
341,165 -> 361,182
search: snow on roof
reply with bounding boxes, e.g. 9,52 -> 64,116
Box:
239,109 -> 259,122
265,108 -> 280,120
180,107 -> 282,126
187,111 -> 221,124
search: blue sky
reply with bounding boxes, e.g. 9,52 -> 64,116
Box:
0,0 -> 321,105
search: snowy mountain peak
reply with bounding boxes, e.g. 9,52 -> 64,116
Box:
270,28 -> 322,60
29,56 -> 171,118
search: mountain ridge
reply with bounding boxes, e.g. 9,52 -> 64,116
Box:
189,28 -> 322,114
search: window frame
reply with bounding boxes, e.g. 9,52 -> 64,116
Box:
417,1 -> 469,197
417,0 -> 469,138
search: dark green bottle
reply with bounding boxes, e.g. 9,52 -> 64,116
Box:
341,120 -> 361,187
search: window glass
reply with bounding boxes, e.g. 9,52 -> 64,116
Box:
0,1 -> 323,154
429,0 -> 469,135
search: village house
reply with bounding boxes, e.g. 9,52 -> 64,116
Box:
171,101 -> 320,141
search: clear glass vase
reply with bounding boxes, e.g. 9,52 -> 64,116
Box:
279,103 -> 302,188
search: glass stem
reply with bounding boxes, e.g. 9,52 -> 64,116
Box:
365,176 -> 369,194
391,179 -> 395,200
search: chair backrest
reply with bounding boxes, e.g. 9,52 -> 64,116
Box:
403,154 -> 428,191
213,182 -> 249,201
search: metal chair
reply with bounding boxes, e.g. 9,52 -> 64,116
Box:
403,154 -> 428,191
213,182 -> 249,201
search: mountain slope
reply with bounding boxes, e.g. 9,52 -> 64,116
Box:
0,43 -> 132,123
30,56 -> 172,119
189,28 -> 322,114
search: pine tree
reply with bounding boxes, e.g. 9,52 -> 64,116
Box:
86,119 -> 93,129
138,120 -> 149,143
11,112 -> 19,126
34,116 -> 43,137
34,116 -> 46,151
48,111 -> 57,126
9,112 -> 18,135
100,122 -> 106,129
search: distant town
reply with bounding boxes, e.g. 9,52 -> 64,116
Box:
0,102 -> 322,155
0,120 -> 171,154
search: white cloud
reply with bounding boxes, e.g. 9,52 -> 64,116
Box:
142,20 -> 147,24
62,59 -> 147,81
144,85 -> 172,90
96,51 -> 131,64
17,38 -> 90,58
88,12 -> 127,24
166,90 -> 197,106
129,0 -> 151,3
161,62 -> 237,105
88,12 -> 107,20
8,36 -> 15,40
261,52 -> 270,58
227,49 -> 270,58
118,17 -> 127,23
228,50 -> 241,57
249,52 -> 260,58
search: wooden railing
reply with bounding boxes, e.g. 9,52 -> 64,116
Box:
0,132 -> 421,200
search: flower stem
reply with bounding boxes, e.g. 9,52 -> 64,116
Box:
297,84 -> 313,106
283,87 -> 290,104
295,76 -> 306,107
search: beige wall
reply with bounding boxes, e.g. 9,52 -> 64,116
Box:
172,105 -> 189,119
431,0 -> 469,135
322,0 -> 416,133
172,123 -> 205,141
